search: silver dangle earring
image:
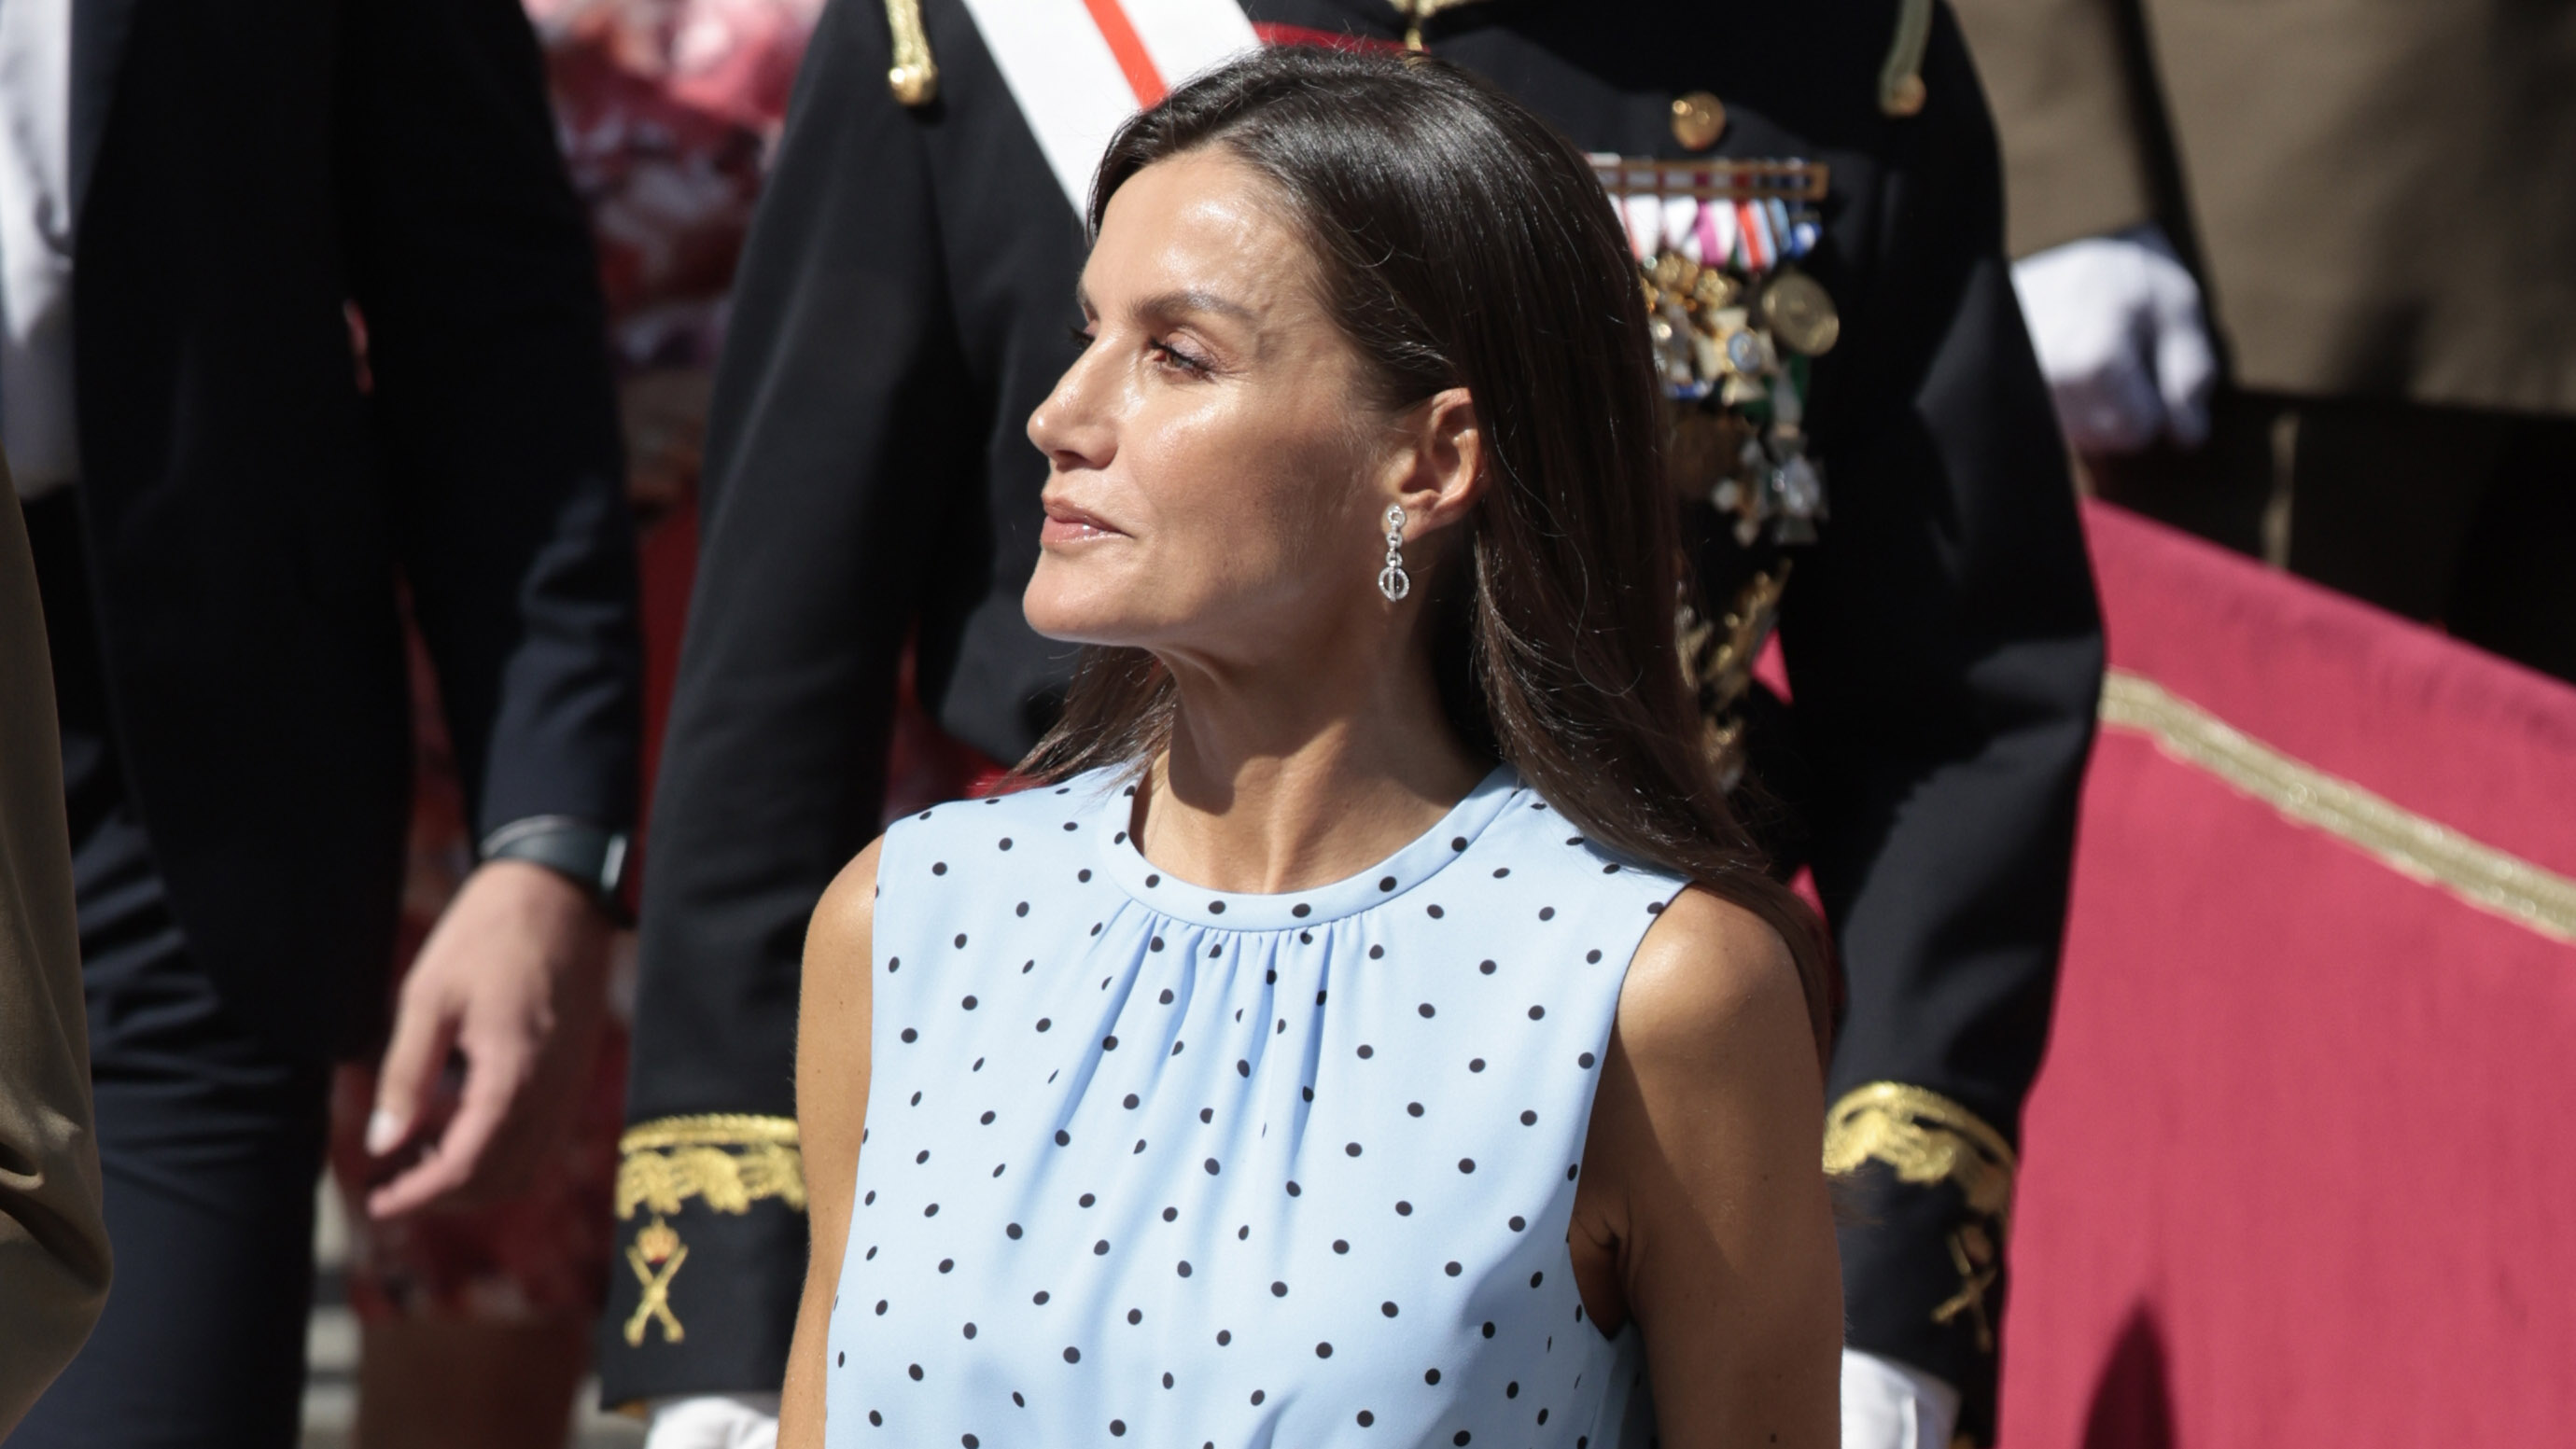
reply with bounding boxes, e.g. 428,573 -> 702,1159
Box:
1377,505 -> 1411,602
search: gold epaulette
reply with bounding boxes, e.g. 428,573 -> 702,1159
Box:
1878,0 -> 1932,116
613,1114 -> 807,1347
885,0 -> 939,106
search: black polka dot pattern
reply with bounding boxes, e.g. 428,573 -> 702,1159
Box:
819,765 -> 1680,1445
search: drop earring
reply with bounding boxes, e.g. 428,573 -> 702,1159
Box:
1377,505 -> 1411,602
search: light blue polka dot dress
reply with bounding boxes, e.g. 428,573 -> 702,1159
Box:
823,763 -> 1685,1447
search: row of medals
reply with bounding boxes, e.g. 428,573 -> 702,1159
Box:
1602,164 -> 1841,782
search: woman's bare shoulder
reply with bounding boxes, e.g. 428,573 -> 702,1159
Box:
805,835 -> 889,968
1613,885 -> 1811,1081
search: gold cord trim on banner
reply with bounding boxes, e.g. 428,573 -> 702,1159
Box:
2101,669 -> 2576,946
615,1114 -> 807,1220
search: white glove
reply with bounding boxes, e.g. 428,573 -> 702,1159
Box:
1841,1347 -> 1963,1449
2009,222 -> 2217,453
643,1393 -> 781,1449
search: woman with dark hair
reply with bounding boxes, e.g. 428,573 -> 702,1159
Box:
780,47 -> 1841,1449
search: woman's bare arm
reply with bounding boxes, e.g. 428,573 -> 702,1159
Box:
1570,885 -> 1842,1448
777,838 -> 884,1449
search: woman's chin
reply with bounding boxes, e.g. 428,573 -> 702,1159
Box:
1021,585 -> 1154,648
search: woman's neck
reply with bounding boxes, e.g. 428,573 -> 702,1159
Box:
1133,647 -> 1489,897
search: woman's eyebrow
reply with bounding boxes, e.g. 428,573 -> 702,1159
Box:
1134,287 -> 1256,323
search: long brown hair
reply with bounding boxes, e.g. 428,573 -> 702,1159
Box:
1015,47 -> 1834,1062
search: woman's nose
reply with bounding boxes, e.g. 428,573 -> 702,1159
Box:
1028,341 -> 1117,470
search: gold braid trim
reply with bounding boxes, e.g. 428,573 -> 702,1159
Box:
2102,669 -> 2576,946
1823,1082 -> 2015,1223
615,1114 -> 807,1220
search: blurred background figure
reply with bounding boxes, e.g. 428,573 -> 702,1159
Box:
0,466 -> 111,1436
1954,0 -> 2576,683
313,1 -> 819,1444
0,0 -> 643,1443
527,0 -> 824,533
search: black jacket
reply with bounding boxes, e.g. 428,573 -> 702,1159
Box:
606,0 -> 2100,1434
63,0 -> 640,1058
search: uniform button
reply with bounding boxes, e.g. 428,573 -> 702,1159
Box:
1670,91 -> 1726,150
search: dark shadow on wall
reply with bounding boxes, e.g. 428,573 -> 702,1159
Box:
2081,1304 -> 2177,1449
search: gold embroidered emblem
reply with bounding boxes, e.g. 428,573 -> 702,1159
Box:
1824,1082 -> 2017,1349
614,1114 -> 807,1219
1934,1221 -> 2002,1351
609,1115 -> 805,1348
623,1216 -> 689,1345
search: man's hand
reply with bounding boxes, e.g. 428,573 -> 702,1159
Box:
365,858 -> 613,1219
2010,222 -> 2218,455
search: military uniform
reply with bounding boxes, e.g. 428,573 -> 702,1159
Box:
601,2 -> 2103,1442
1953,0 -> 2576,684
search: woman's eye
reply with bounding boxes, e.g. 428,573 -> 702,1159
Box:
1151,339 -> 1213,376
1067,325 -> 1095,348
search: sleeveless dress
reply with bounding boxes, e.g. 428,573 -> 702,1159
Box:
823,763 -> 1686,1448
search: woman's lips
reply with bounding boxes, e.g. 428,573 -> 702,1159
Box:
1040,500 -> 1125,545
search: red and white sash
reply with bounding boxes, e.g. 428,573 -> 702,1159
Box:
955,0 -> 1260,214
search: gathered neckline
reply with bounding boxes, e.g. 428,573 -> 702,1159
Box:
1089,763 -> 1525,930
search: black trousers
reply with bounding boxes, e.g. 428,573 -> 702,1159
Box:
2090,391 -> 2576,685
13,493 -> 330,1449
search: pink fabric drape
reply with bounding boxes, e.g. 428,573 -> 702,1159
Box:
2000,502 -> 2576,1447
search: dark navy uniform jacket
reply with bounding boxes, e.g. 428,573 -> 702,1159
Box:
601,2 -> 2101,1438
62,0 -> 639,1059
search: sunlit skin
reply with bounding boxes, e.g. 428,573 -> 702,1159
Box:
777,150 -> 1841,1449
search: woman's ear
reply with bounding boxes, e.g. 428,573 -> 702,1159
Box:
1392,386 -> 1482,536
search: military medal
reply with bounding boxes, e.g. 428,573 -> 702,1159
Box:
1596,154 -> 1837,540
1670,91 -> 1727,151
1594,147 -> 1838,782
1758,268 -> 1841,356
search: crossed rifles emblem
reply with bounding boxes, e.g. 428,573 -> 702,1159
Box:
614,1121 -> 807,1347
624,1217 -> 689,1345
